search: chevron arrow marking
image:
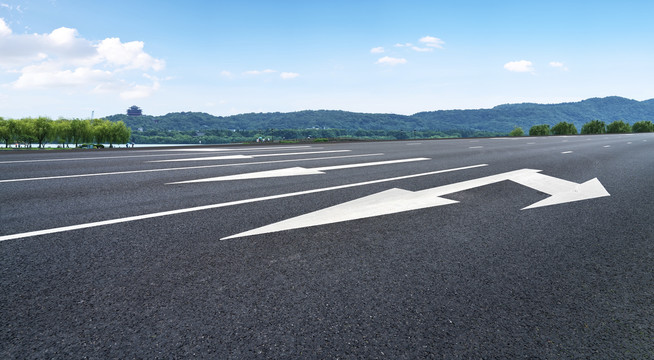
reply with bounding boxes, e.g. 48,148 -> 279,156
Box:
221,168 -> 610,240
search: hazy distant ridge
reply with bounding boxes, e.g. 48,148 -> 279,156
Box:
107,96 -> 654,133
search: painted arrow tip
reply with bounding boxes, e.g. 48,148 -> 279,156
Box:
521,177 -> 610,210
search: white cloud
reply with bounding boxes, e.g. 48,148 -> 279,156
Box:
220,70 -> 233,78
504,60 -> 534,73
0,19 -> 165,99
394,43 -> 413,48
370,46 -> 384,54
411,46 -> 433,52
120,80 -> 160,100
419,36 -> 445,49
0,18 -> 11,37
376,56 -> 407,66
47,27 -> 78,46
280,72 -> 299,79
549,61 -> 569,71
96,37 -> 165,71
243,69 -> 276,75
13,63 -> 112,89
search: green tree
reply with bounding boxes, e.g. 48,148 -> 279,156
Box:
53,119 -> 74,147
16,119 -> 36,147
580,120 -> 606,134
0,119 -> 10,147
91,119 -> 111,144
551,121 -> 578,135
70,119 -> 93,146
631,120 -> 654,133
606,120 -> 631,133
25,117 -> 53,148
529,124 -> 550,136
6,119 -> 20,146
509,127 -> 524,136
109,121 -> 131,146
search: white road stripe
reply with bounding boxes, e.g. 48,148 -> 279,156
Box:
561,151 -> 573,154
149,150 -> 351,162
0,146 -> 316,164
0,153 -> 383,183
153,146 -> 313,152
0,163 -> 488,242
169,158 -> 431,184
314,158 -> 430,171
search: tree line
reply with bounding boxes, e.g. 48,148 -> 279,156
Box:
0,117 -> 131,148
508,120 -> 654,136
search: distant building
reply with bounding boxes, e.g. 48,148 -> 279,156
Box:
127,105 -> 142,116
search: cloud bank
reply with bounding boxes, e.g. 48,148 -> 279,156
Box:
0,18 -> 164,99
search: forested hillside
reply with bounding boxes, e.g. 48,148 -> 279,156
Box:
106,96 -> 654,134
413,97 -> 654,132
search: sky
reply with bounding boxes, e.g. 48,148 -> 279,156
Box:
1,0 -> 653,118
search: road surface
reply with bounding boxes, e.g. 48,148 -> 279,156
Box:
1,134 -> 653,358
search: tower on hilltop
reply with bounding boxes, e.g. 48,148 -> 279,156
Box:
127,105 -> 142,116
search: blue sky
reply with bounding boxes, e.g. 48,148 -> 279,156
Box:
1,0 -> 653,118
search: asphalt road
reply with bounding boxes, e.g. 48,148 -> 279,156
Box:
1,134 -> 653,358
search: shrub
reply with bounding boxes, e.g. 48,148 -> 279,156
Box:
632,120 -> 654,133
606,120 -> 631,133
581,120 -> 606,134
509,127 -> 524,136
551,121 -> 578,135
529,124 -> 550,136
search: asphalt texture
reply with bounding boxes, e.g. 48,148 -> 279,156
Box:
1,134 -> 653,358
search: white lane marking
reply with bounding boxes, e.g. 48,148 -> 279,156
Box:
149,150 -> 350,162
0,164 -> 488,242
512,172 -> 610,210
469,146 -> 483,149
603,145 -> 611,148
627,142 -> 632,144
406,142 -> 422,145
561,151 -> 573,154
0,153 -> 383,183
223,169 -> 610,239
168,158 -> 430,184
153,146 -> 313,152
0,146 -> 317,164
0,153 -> 205,164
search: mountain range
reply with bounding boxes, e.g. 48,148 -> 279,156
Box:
106,96 -> 654,134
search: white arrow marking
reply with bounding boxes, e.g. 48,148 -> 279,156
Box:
222,169 -> 610,240
510,172 -> 610,209
168,158 -> 430,184
221,188 -> 459,240
149,150 -> 350,162
0,164 -> 487,242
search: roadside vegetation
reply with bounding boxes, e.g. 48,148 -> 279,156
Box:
0,117 -> 130,149
528,120 -> 653,136
1,116 -> 652,148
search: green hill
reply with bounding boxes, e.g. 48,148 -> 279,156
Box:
106,96 -> 654,134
